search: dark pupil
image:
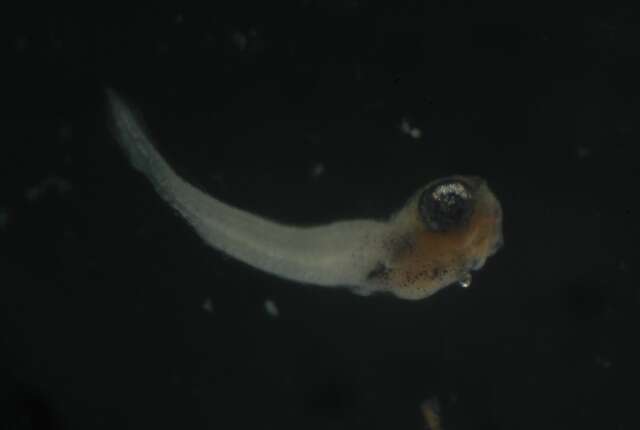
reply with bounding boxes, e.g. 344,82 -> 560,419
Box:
421,182 -> 471,231
436,193 -> 465,220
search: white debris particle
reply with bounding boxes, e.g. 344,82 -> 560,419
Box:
25,187 -> 40,201
576,146 -> 591,158
618,260 -> 627,272
400,118 -> 411,134
58,124 -> 73,143
202,297 -> 214,313
232,31 -> 248,51
310,162 -> 325,178
264,299 -> 279,317
15,36 -> 28,52
399,118 -> 422,139
595,355 -> 612,369
0,208 -> 9,230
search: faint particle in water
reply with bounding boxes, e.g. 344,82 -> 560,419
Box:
399,117 -> 422,139
25,186 -> 39,201
618,260 -> 627,272
232,31 -> 247,51
203,32 -> 216,46
354,62 -> 362,81
345,0 -> 359,9
209,172 -> 227,190
0,208 -> 9,231
175,14 -> 184,24
171,374 -> 184,386
202,297 -> 214,313
310,162 -> 325,178
264,299 -> 279,317
25,176 -> 72,202
576,145 -> 592,158
617,125 -> 632,135
51,37 -> 63,51
14,36 -> 28,52
156,42 -> 169,55
58,123 -> 73,143
595,355 -> 612,369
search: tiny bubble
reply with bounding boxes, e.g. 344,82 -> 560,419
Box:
264,299 -> 279,317
458,273 -> 472,288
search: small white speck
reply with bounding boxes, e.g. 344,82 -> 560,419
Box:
458,273 -> 472,288
576,146 -> 591,158
15,36 -> 28,52
400,118 -> 422,140
52,177 -> 71,193
400,118 -> 410,133
202,297 -> 214,313
618,260 -> 627,272
595,355 -> 612,369
264,299 -> 279,317
310,162 -> 325,178
25,186 -> 40,202
232,31 -> 247,51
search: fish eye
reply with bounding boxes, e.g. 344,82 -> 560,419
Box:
419,179 -> 474,232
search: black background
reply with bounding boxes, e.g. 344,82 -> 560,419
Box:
2,3 -> 638,429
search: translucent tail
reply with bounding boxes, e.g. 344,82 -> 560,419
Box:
105,89 -> 380,288
106,89 -> 173,183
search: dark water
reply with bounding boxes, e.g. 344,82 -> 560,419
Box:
2,4 -> 638,429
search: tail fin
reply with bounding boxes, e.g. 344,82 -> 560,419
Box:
106,89 -> 173,182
